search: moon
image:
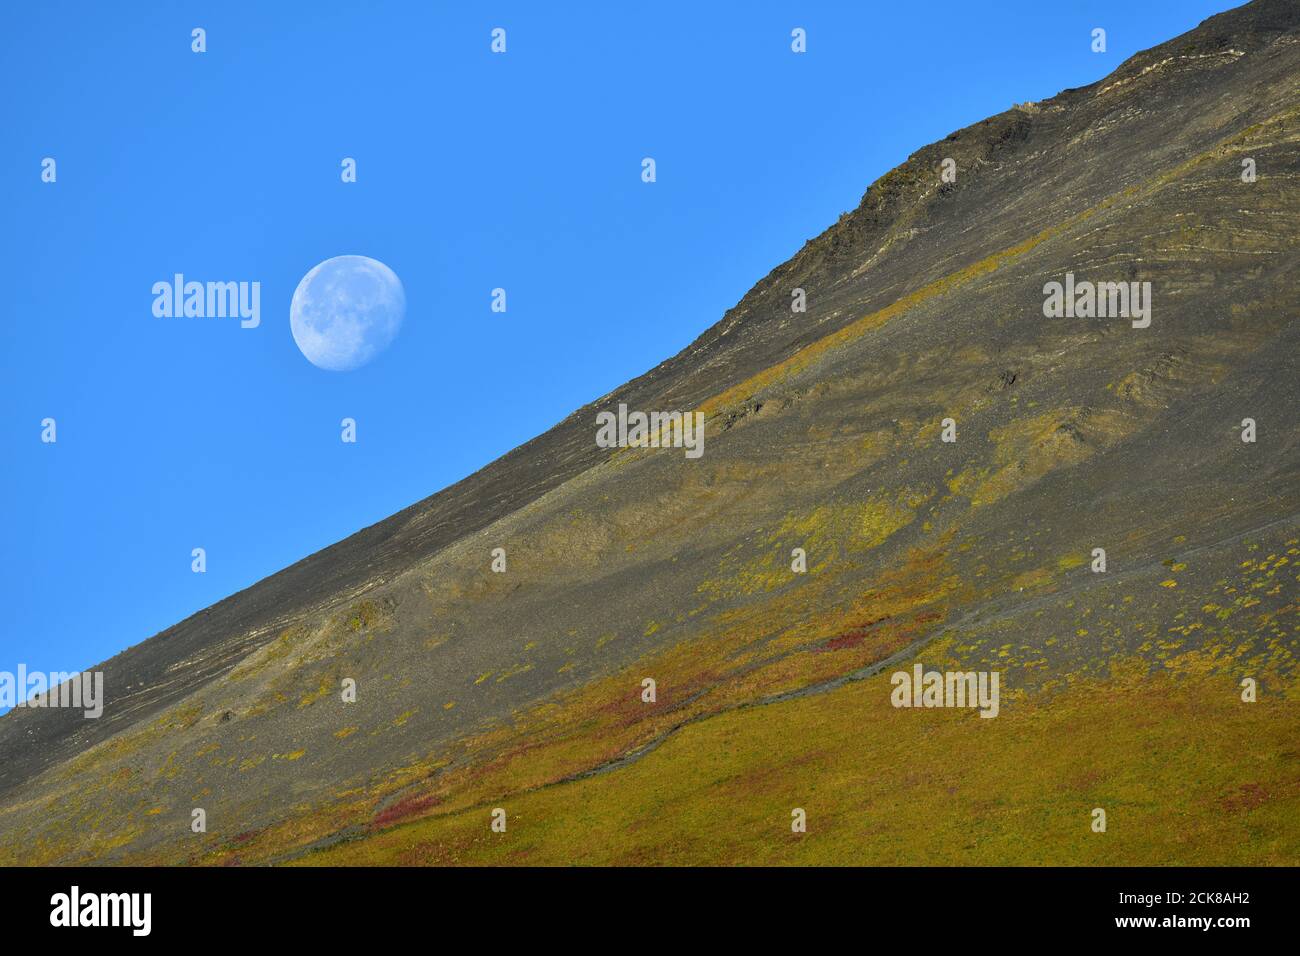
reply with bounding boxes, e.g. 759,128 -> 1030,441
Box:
290,256 -> 406,371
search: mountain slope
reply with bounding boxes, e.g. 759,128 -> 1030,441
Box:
2,0 -> 1298,866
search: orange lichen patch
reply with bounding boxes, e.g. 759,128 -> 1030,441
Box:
697,491 -> 936,603
968,408 -> 1134,507
697,230 -> 1073,421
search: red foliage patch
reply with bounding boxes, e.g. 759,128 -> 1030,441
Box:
818,607 -> 946,653
818,614 -> 893,652
823,632 -> 866,651
1220,783 -> 1269,813
373,791 -> 443,829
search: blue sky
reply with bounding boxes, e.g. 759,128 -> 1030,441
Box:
0,1 -> 1236,696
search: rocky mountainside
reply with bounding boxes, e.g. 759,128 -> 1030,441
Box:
2,0 -> 1297,865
